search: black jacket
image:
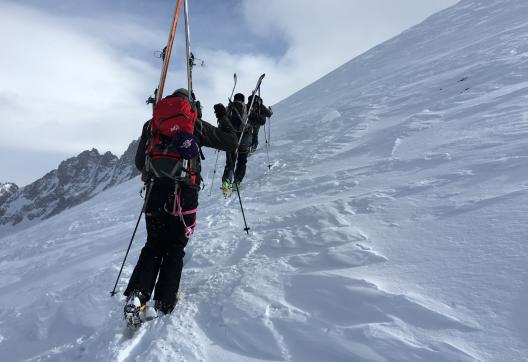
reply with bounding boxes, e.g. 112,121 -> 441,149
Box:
248,103 -> 273,126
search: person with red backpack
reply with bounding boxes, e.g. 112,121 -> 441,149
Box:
124,88 -> 237,323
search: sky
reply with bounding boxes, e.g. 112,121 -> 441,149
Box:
0,0 -> 458,186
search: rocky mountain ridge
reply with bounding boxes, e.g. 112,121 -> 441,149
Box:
0,140 -> 139,226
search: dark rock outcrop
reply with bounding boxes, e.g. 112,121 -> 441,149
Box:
0,140 -> 139,226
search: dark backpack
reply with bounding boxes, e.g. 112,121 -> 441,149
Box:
227,100 -> 248,132
145,94 -> 200,183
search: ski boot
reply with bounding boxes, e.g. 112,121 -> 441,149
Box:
231,180 -> 241,192
155,300 -> 175,315
154,292 -> 182,315
124,290 -> 147,331
221,180 -> 232,198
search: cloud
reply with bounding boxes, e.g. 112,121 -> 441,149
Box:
0,2 -> 157,155
234,0 -> 459,102
179,0 -> 459,124
1,0 -> 460,185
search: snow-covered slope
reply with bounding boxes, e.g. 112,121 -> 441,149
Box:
1,0 -> 528,360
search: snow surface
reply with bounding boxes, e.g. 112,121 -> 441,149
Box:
1,0 -> 528,360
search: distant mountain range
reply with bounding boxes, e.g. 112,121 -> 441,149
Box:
0,140 -> 139,226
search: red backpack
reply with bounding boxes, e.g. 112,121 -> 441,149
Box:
145,93 -> 199,182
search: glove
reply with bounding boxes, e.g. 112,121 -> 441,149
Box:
194,100 -> 202,119
214,103 -> 227,118
194,118 -> 203,134
268,106 -> 273,115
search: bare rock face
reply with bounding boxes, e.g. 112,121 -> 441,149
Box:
0,140 -> 139,226
0,183 -> 19,206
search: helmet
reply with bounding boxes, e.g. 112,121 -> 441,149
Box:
172,88 -> 190,97
247,94 -> 260,104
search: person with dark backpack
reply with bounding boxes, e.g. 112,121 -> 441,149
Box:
124,88 -> 237,326
221,93 -> 252,193
247,94 -> 273,154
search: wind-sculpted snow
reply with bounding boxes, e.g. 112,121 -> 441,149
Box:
1,0 -> 528,360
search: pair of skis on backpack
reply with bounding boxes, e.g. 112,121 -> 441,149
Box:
221,180 -> 241,198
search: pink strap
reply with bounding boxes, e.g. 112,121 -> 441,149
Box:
184,219 -> 197,238
149,186 -> 198,238
169,186 -> 197,238
168,208 -> 197,217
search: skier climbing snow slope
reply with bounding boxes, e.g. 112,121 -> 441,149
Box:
1,0 -> 528,360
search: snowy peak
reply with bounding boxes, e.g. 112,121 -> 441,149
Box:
56,148 -> 116,183
0,182 -> 18,205
0,141 -> 139,227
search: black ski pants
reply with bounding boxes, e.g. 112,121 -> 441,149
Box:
222,149 -> 248,184
251,124 -> 261,149
124,182 -> 196,305
222,131 -> 251,183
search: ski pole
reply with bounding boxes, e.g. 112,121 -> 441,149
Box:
235,186 -> 250,234
110,182 -> 153,296
258,87 -> 272,170
264,120 -> 271,170
268,110 -> 271,148
208,150 -> 220,196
